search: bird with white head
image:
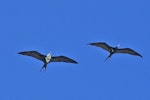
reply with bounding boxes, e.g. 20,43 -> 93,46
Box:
18,51 -> 78,72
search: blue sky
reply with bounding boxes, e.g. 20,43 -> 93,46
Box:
0,0 -> 150,100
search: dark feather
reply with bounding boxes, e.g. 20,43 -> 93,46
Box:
89,42 -> 112,52
116,48 -> 142,57
18,51 -> 46,62
50,56 -> 78,64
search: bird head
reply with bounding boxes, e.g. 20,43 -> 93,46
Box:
47,52 -> 52,59
116,44 -> 120,48
45,52 -> 52,63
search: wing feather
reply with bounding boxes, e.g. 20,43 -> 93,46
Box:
89,42 -> 112,52
116,48 -> 142,57
18,51 -> 46,62
50,56 -> 78,64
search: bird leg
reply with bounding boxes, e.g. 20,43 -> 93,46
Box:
40,64 -> 47,72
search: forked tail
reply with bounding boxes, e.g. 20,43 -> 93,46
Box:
40,63 -> 47,72
105,54 -> 112,61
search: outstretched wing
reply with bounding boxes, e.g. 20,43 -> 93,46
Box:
18,51 -> 46,62
89,42 -> 112,52
116,48 -> 142,57
50,56 -> 78,64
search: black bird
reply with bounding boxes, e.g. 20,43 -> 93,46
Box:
18,51 -> 78,71
88,42 -> 142,61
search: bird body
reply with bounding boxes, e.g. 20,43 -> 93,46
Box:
18,51 -> 78,71
89,42 -> 142,61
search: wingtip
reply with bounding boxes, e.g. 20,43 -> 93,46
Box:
18,51 -> 25,55
87,43 -> 94,46
75,61 -> 78,64
18,52 -> 22,54
87,43 -> 91,45
139,55 -> 143,58
137,53 -> 142,58
73,60 -> 78,64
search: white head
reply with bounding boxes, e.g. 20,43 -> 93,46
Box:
45,52 -> 52,63
47,53 -> 51,57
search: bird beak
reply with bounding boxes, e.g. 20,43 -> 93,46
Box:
117,44 -> 120,48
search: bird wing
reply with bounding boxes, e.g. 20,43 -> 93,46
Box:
116,48 -> 142,57
50,56 -> 78,64
89,42 -> 112,52
18,51 -> 46,62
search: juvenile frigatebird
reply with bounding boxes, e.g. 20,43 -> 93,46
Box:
18,51 -> 78,71
88,42 -> 142,61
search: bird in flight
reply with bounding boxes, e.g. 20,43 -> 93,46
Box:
18,51 -> 78,71
88,42 -> 142,61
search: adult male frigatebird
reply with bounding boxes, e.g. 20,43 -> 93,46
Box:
18,51 -> 78,71
88,42 -> 142,61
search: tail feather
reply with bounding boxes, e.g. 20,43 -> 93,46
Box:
105,53 -> 112,61
40,63 -> 47,72
105,56 -> 110,61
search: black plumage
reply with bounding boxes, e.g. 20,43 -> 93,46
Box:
89,42 -> 142,61
18,51 -> 78,71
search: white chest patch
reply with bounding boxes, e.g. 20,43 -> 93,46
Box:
45,53 -> 51,63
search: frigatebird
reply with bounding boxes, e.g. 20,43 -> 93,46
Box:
88,42 -> 142,61
18,51 -> 78,71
